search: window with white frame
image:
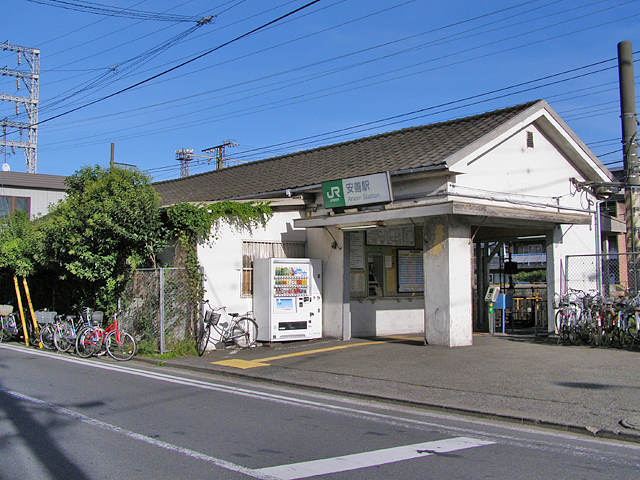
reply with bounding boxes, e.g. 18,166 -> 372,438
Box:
242,241 -> 306,297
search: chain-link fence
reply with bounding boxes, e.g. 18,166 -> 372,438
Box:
564,252 -> 640,299
119,268 -> 196,354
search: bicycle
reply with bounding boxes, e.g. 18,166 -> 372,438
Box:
39,307 -> 100,353
0,304 -> 33,344
72,307 -> 104,345
51,313 -> 84,353
554,290 -> 581,344
75,310 -> 136,361
37,310 -> 58,350
197,300 -> 258,356
613,292 -> 640,349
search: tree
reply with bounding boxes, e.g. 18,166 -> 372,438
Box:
37,165 -> 163,310
0,210 -> 41,278
0,164 -> 273,320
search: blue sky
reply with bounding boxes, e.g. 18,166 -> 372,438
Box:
1,0 -> 639,180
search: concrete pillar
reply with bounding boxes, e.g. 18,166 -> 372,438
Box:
342,231 -> 351,340
546,228 -> 558,334
423,216 -> 473,347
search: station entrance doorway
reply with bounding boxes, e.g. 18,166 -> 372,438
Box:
472,226 -> 550,335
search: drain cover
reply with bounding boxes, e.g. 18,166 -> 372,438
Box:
620,416 -> 640,430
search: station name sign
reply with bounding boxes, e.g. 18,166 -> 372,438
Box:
322,172 -> 393,210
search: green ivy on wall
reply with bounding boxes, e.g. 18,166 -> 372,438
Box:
165,201 -> 272,335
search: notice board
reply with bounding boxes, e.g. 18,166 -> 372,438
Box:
366,226 -> 415,247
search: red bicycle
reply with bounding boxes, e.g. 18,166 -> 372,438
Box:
75,310 -> 136,361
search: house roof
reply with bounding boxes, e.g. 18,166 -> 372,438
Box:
153,100 -> 585,206
0,171 -> 67,191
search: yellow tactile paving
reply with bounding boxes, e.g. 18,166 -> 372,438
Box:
211,359 -> 272,369
210,341 -> 382,369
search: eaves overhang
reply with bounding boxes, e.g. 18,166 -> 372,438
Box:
294,199 -> 592,229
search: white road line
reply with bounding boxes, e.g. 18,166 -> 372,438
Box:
257,437 -> 495,480
5,389 -> 280,480
6,388 -> 494,480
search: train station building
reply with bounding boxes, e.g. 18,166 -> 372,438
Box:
153,100 -> 614,347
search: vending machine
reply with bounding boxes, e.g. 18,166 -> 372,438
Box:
253,258 -> 322,342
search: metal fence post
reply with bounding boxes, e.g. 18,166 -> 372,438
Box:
159,267 -> 165,354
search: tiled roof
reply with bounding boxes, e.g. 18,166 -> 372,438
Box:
153,101 -> 540,206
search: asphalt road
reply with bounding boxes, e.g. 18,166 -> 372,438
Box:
1,344 -> 640,480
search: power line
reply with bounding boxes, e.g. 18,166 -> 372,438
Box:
34,0 -> 321,127
44,1 -> 637,130
38,54 -> 635,158
30,0 -> 551,120
11,1 -> 636,178
139,59 -> 629,175
24,0 -> 203,22
42,0 -> 246,69
35,3 -> 632,136
39,18 -> 216,112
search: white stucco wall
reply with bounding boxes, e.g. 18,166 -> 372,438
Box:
198,210 -> 306,340
455,125 -> 590,212
306,226 -> 344,338
0,186 -> 65,218
350,298 -> 424,337
195,113 -> 607,344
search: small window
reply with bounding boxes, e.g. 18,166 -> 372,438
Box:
526,131 -> 534,148
242,241 -> 306,297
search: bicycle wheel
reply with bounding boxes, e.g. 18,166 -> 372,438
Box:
555,310 -> 569,344
568,325 -> 581,346
76,327 -> 101,358
627,314 -> 640,347
231,317 -> 258,348
1,316 -> 15,341
54,320 -> 74,352
39,324 -> 56,350
197,322 -> 210,356
592,326 -> 603,347
105,330 -> 136,361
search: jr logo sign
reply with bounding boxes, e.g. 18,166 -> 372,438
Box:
326,186 -> 341,199
322,180 -> 346,208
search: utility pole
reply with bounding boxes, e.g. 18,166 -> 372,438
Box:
618,41 -> 640,292
175,141 -> 243,178
0,42 -> 39,173
203,140 -> 238,170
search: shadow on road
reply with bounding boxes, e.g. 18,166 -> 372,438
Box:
0,383 -> 91,480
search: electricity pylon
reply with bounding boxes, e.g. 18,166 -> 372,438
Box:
1,42 -> 39,173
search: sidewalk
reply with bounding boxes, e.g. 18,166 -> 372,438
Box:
134,334 -> 640,443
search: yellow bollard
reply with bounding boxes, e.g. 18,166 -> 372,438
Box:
13,276 -> 29,346
22,278 -> 42,348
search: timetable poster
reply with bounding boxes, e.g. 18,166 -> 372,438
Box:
349,231 -> 366,270
397,250 -> 424,292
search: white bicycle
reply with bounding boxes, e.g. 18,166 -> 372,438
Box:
197,301 -> 258,355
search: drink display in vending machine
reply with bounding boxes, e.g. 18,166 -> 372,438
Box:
253,258 -> 322,342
